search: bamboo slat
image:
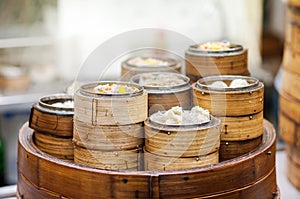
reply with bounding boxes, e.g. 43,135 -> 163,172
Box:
34,131 -> 73,160
74,146 -> 142,171
218,111 -> 264,141
185,47 -> 249,82
73,119 -> 144,150
144,150 -> 218,171
17,120 -> 278,199
282,69 -> 300,100
74,82 -> 148,125
219,136 -> 262,161
279,91 -> 300,148
144,117 -> 220,157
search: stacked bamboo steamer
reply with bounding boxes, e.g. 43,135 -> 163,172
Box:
73,81 -> 147,170
193,75 -> 264,161
121,56 -> 181,81
279,0 -> 300,190
144,108 -> 221,171
185,42 -> 250,82
29,94 -> 74,161
130,72 -> 192,115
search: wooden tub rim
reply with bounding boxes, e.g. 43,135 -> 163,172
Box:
36,93 -> 74,115
194,75 -> 262,93
19,119 -> 275,176
78,81 -> 144,97
123,56 -> 180,69
130,72 -> 191,94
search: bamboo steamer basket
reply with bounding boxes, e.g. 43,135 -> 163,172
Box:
286,145 -> 300,191
29,94 -> 74,160
144,115 -> 220,157
193,75 -> 264,160
74,146 -> 143,171
0,65 -> 30,91
73,119 -> 143,151
29,94 -> 74,137
193,75 -> 264,117
131,72 -> 192,115
17,120 -> 279,199
74,81 -> 147,126
282,69 -> 300,100
121,56 -> 181,81
185,43 -> 249,82
279,91 -> 300,149
34,131 -> 74,160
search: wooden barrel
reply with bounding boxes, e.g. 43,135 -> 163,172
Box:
286,145 -> 300,191
17,120 -> 279,199
74,82 -> 147,170
29,94 -> 74,160
185,43 -> 249,82
131,72 -> 192,115
279,91 -> 300,148
193,75 -> 264,161
121,56 -> 181,81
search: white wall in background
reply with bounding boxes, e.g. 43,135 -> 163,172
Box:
56,0 -> 263,81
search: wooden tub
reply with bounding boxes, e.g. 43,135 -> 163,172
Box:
185,42 -> 249,82
29,94 -> 74,160
121,56 -> 181,81
131,72 -> 192,115
17,120 -> 279,199
193,75 -> 264,161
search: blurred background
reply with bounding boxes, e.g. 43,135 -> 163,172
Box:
0,0 -> 287,190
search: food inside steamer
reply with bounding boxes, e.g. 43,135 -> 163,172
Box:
127,57 -> 170,67
150,106 -> 210,125
93,83 -> 139,94
209,78 -> 250,88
